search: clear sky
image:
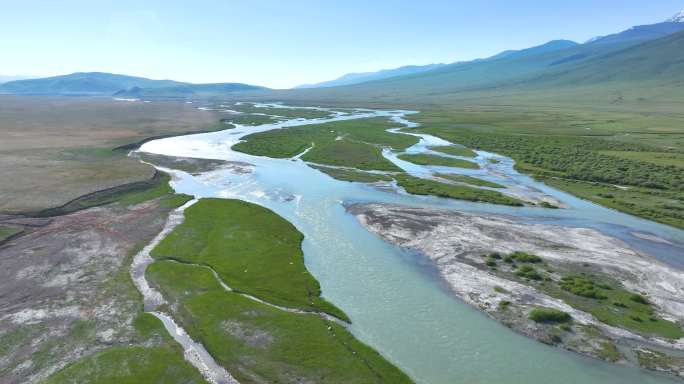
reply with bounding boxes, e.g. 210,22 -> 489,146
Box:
1,0 -> 682,88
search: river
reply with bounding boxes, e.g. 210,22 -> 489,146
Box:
137,105 -> 684,384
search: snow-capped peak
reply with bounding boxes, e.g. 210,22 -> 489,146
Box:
668,10 -> 684,22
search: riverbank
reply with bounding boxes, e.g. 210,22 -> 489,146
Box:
348,202 -> 684,377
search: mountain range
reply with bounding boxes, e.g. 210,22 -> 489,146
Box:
265,10 -> 684,105
291,11 -> 684,93
2,10 -> 684,102
0,72 -> 266,97
295,63 -> 446,89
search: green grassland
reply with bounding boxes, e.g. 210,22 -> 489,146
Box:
599,151 -> 684,168
147,261 -> 412,384
145,198 -> 412,383
412,108 -> 684,228
398,153 -> 479,169
428,145 -> 477,158
150,198 -> 347,320
395,174 -> 523,206
544,178 -> 684,230
234,117 -> 416,171
435,173 -> 505,188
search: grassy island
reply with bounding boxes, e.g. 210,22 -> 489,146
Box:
146,198 -> 413,383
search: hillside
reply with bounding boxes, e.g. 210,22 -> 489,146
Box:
258,22 -> 684,107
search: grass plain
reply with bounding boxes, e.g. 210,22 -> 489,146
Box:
0,96 -> 227,213
411,106 -> 684,229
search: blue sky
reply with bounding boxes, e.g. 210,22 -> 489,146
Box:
1,0 -> 682,88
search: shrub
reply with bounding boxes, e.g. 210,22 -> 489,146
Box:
629,294 -> 649,305
529,308 -> 572,324
516,265 -> 542,280
510,251 -> 542,263
560,276 -> 607,299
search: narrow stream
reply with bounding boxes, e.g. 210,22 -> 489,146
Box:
137,105 -> 684,384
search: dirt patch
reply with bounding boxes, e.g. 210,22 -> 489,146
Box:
0,198 -> 179,383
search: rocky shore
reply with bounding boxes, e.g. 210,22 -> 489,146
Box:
347,202 -> 684,377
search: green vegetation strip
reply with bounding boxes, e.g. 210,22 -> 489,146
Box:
428,145 -> 477,158
151,198 -> 347,320
435,173 -> 505,188
396,174 -> 524,206
225,114 -> 276,126
233,117 -> 417,171
0,225 -> 23,243
230,104 -> 334,120
34,172 -> 191,217
398,153 -> 479,169
310,165 -> 393,183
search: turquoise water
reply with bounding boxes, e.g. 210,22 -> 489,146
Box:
140,107 -> 684,384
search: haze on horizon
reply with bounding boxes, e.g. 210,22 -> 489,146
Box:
2,0 -> 683,88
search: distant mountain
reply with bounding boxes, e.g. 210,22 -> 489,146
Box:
586,10 -> 684,45
273,10 -> 684,105
114,82 -> 266,98
295,63 -> 446,89
486,40 -> 579,61
0,75 -> 35,84
0,72 -> 266,96
527,28 -> 684,88
669,10 -> 684,23
0,72 -> 183,95
295,40 -> 579,90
